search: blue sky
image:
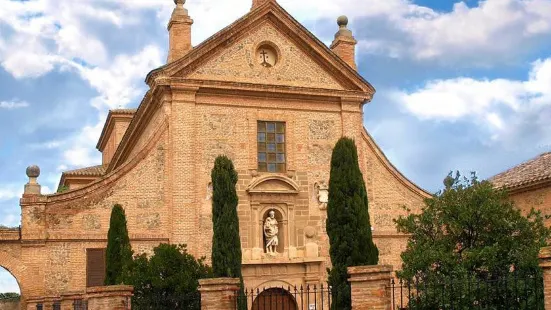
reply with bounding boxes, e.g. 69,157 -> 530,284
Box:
0,0 -> 550,292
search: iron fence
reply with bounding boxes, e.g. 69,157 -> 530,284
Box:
34,299 -> 87,310
391,272 -> 545,310
238,284 -> 334,310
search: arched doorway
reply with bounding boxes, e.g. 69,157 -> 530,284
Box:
0,267 -> 21,310
252,288 -> 297,310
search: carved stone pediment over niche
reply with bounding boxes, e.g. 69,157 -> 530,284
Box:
247,175 -> 299,195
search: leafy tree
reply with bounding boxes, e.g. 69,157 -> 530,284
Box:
0,292 -> 19,300
326,137 -> 379,310
125,244 -> 212,310
57,185 -> 69,193
210,156 -> 247,310
395,172 -> 551,309
211,156 -> 242,278
105,204 -> 133,285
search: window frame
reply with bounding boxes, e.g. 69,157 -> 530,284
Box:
257,121 -> 286,173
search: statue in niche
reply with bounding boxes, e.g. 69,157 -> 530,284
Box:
315,181 -> 329,210
264,210 -> 279,254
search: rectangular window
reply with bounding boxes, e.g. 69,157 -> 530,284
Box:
258,121 -> 286,173
86,248 -> 106,287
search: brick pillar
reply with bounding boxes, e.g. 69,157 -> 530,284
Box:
348,265 -> 393,310
539,247 -> 551,310
199,278 -> 240,310
86,286 -> 133,310
60,291 -> 84,310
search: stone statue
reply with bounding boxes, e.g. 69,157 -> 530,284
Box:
264,210 -> 279,254
315,181 -> 329,210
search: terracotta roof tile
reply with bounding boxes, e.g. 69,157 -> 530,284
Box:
110,108 -> 137,115
489,152 -> 551,189
62,165 -> 105,177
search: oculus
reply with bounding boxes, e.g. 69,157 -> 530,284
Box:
256,44 -> 278,68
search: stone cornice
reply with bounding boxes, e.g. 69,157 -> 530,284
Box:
170,78 -> 371,102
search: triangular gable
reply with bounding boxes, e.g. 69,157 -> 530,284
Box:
146,1 -> 375,95
185,20 -> 344,90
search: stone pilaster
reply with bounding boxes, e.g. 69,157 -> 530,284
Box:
539,247 -> 551,310
348,265 -> 393,310
199,278 -> 240,310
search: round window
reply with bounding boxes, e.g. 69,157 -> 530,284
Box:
256,44 -> 278,68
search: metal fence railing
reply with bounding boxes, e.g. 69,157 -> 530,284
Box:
391,272 -> 545,310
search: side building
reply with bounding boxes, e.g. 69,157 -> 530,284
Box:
490,152 -> 551,226
0,0 -> 430,305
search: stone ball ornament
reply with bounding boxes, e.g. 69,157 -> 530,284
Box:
26,165 -> 41,178
304,226 -> 316,239
337,15 -> 349,27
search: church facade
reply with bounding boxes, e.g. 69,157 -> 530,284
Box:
0,0 -> 429,304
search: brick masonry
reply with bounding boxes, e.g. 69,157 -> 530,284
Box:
0,0 -> 430,307
508,184 -> 551,227
348,266 -> 393,310
198,278 -> 240,310
539,247 -> 551,310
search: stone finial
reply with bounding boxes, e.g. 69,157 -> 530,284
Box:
334,15 -> 353,39
26,165 -> 40,179
330,15 -> 358,70
24,165 -> 42,195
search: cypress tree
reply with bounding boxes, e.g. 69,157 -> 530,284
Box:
211,156 -> 247,309
326,137 -> 379,310
105,204 -> 133,285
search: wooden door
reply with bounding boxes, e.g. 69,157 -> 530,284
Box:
252,288 -> 297,310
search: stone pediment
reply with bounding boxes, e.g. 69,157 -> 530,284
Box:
247,175 -> 299,194
147,2 -> 376,94
184,21 -> 344,90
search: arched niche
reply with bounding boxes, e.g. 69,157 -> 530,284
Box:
262,208 -> 285,254
246,175 -> 299,260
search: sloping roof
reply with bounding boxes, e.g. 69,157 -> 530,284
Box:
62,165 -> 106,177
489,152 -> 551,189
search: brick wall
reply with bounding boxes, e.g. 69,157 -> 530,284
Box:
509,185 -> 551,227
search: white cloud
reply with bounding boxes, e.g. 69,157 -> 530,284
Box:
281,0 -> 551,64
73,45 -> 163,109
395,58 -> 551,146
0,186 -> 22,202
27,140 -> 64,150
0,100 -> 29,110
